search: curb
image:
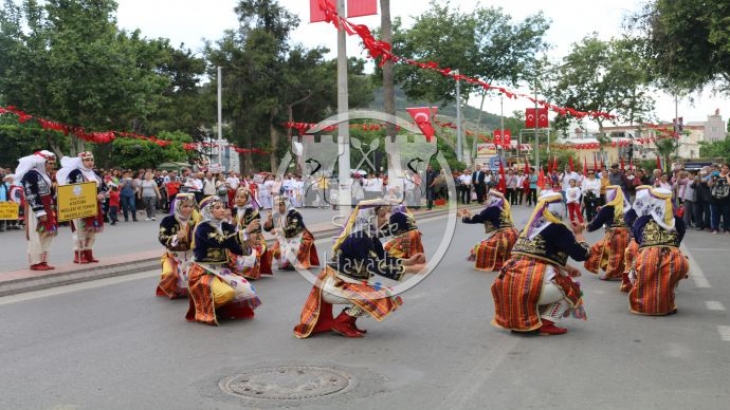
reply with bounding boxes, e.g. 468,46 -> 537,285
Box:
0,204 -> 474,297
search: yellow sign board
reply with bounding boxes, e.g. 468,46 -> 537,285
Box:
57,182 -> 98,222
476,143 -> 497,156
0,202 -> 19,220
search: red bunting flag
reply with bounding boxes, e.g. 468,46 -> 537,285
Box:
309,0 -> 330,22
347,0 -> 377,18
406,107 -> 438,142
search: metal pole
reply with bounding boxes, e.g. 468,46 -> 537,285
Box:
336,0 -> 351,214
217,66 -> 223,169
533,76 -> 539,171
455,69 -> 463,162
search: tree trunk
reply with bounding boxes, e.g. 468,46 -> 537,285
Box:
380,0 -> 396,139
270,114 -> 279,173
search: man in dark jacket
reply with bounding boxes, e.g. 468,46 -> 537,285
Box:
692,167 -> 713,230
471,164 -> 487,203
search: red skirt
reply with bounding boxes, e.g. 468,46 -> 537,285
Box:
468,227 -> 519,272
629,246 -> 689,315
384,230 -> 424,260
583,227 -> 630,280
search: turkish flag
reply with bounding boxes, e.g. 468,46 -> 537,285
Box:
347,0 -> 377,18
497,159 -> 507,194
525,108 -> 549,128
503,129 -> 511,147
406,107 -> 437,142
537,168 -> 546,190
493,130 -> 502,146
569,156 -> 574,172
584,157 -> 588,176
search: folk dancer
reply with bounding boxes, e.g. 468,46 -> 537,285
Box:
156,193 -> 197,299
16,150 -> 58,270
491,192 -> 591,336
583,185 -> 631,280
620,185 -> 651,292
56,152 -> 106,264
185,196 -> 261,325
460,190 -> 519,272
383,204 -> 425,260
232,187 -> 273,279
263,196 -> 320,270
293,200 -> 426,338
627,187 -> 689,315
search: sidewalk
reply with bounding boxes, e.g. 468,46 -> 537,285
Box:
0,204 -> 475,297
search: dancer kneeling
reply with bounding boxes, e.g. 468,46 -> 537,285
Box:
232,187 -> 273,279
186,196 -> 261,325
383,205 -> 425,260
491,192 -> 591,336
460,190 -> 518,272
620,185 -> 651,292
627,187 -> 688,315
263,197 -> 320,270
156,193 -> 197,299
293,200 -> 426,338
583,186 -> 631,280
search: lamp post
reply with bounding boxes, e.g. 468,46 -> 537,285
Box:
217,66 -> 223,170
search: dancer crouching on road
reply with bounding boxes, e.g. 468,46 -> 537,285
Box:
627,187 -> 689,315
16,150 -> 58,270
232,187 -> 273,279
185,196 -> 261,326
156,193 -> 197,299
583,186 -> 631,281
294,199 -> 426,339
383,204 -> 425,260
263,196 -> 319,270
619,185 -> 651,293
56,152 -> 106,264
460,190 -> 518,272
491,191 -> 591,336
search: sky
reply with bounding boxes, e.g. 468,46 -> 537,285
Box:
114,0 -> 729,126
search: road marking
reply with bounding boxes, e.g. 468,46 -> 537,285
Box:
680,243 -> 711,288
718,326 -> 730,342
705,301 -> 726,311
0,271 -> 158,306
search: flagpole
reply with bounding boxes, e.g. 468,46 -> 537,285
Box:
533,76 -> 539,173
336,0 -> 351,216
456,69 -> 463,162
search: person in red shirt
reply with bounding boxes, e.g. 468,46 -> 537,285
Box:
165,176 -> 181,210
108,186 -> 120,225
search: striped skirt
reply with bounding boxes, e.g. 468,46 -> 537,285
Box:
491,256 -> 582,332
629,246 -> 689,316
271,230 -> 320,269
156,250 -> 191,299
584,227 -> 630,280
469,227 -> 519,272
384,230 -> 425,260
185,263 -> 261,325
293,266 -> 403,338
620,240 -> 640,293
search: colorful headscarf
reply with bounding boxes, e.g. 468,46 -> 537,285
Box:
14,150 -> 55,186
633,187 -> 675,231
332,199 -> 390,253
173,193 -> 196,225
521,191 -> 566,240
484,190 -> 513,224
604,185 -> 631,216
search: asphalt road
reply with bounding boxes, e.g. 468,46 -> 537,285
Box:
1,206 -> 729,410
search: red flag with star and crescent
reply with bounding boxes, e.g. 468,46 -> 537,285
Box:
406,107 -> 438,142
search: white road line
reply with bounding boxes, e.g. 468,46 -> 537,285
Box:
0,270 -> 159,306
705,301 -> 726,311
718,326 -> 730,342
680,243 -> 711,288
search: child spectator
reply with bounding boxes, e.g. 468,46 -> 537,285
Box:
566,179 -> 584,223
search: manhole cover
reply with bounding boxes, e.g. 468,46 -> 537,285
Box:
219,366 -> 352,400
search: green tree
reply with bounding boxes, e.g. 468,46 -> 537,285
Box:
548,35 -> 655,134
104,130 -> 194,170
0,0 -> 171,156
699,138 -> 730,164
629,0 -> 730,94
